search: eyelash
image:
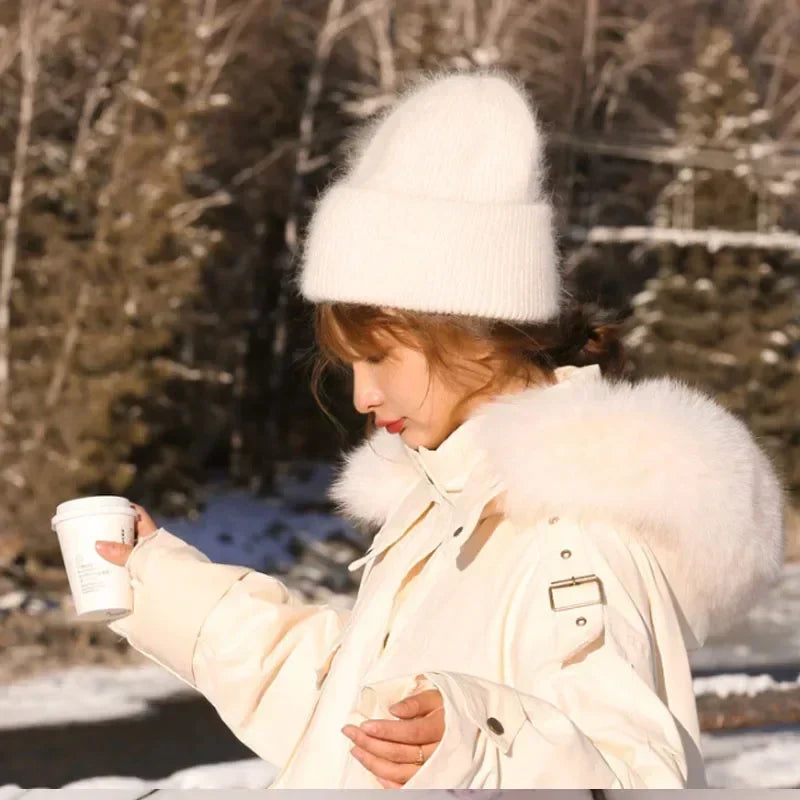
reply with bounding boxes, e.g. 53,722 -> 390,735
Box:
366,354 -> 385,364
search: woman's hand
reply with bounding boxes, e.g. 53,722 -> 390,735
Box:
341,688 -> 444,788
95,502 -> 158,566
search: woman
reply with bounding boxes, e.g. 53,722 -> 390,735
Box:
97,70 -> 785,788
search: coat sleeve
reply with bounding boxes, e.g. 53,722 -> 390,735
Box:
356,520 -> 704,789
107,527 -> 350,768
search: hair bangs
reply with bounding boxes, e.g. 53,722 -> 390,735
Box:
315,303 -> 416,367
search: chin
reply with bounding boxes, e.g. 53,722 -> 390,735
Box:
405,431 -> 443,451
398,427 -> 424,450
399,429 -> 416,447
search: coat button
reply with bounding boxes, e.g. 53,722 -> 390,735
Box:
560,549 -> 572,559
576,617 -> 587,626
548,516 -> 559,525
453,526 -> 463,537
486,717 -> 504,735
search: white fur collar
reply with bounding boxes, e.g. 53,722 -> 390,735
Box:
327,367 -> 786,643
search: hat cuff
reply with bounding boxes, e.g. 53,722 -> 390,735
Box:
298,185 -> 561,323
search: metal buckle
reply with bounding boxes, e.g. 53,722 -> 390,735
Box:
548,574 -> 604,611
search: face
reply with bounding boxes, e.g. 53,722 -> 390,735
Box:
347,313 -> 518,450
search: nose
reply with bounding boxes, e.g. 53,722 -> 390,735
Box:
352,364 -> 382,415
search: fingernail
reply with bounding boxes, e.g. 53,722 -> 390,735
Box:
361,721 -> 378,734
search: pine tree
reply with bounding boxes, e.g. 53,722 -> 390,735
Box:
626,25 -> 799,504
655,26 -> 775,232
626,247 -> 799,501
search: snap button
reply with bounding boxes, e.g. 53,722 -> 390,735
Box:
560,549 -> 572,559
576,616 -> 587,626
486,717 -> 504,735
453,526 -> 463,537
548,516 -> 560,525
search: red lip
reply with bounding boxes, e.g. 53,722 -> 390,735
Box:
376,418 -> 405,433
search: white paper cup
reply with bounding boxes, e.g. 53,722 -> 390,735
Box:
51,495 -> 137,622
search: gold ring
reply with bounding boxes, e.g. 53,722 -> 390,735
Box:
416,746 -> 425,765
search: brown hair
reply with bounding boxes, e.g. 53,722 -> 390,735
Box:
306,300 -> 626,440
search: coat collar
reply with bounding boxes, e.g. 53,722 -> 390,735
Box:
401,415 -> 486,503
327,364 -> 785,645
400,365 -> 605,503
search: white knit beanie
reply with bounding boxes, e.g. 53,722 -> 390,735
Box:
296,70 -> 562,323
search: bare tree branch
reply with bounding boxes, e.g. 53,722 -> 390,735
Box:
197,0 -> 272,106
367,0 -> 397,91
0,0 -> 50,416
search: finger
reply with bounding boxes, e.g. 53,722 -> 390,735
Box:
389,689 -> 443,718
360,706 -> 444,745
343,725 -> 438,765
131,502 -> 156,526
130,503 -> 157,537
350,745 -> 416,785
95,540 -> 133,567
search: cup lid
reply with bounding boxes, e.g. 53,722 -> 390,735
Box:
52,495 -> 137,529
56,495 -> 132,517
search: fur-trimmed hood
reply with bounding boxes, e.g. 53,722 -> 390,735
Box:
328,365 -> 786,644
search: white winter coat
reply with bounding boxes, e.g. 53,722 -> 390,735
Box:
108,364 -> 785,788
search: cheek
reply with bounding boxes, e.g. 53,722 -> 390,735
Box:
388,355 -> 428,402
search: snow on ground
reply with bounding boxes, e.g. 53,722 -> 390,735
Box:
701,729 -> 800,788
60,758 -> 280,790
1,757 -> 279,792
693,672 -> 800,698
0,664 -> 194,730
689,562 -> 800,672
153,464 -> 357,573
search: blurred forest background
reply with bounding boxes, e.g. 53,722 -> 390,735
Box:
0,0 -> 798,579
